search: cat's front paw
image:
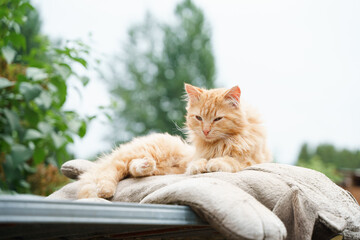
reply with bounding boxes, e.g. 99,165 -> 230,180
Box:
206,158 -> 233,173
96,179 -> 117,199
186,158 -> 207,175
129,157 -> 157,177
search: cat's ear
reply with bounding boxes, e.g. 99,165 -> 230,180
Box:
225,86 -> 241,106
185,83 -> 202,102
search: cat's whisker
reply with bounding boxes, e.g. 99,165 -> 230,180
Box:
181,92 -> 190,102
172,120 -> 187,135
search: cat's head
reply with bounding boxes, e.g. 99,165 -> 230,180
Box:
184,83 -> 246,143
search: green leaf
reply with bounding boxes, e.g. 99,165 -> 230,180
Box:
33,147 -> 46,165
24,108 -> 39,126
24,129 -> 43,141
0,134 -> 13,145
78,120 -> 87,138
87,115 -> 97,121
11,144 -> 32,164
64,134 -> 74,143
38,122 -> 52,135
35,91 -> 52,110
51,132 -> 66,149
0,77 -> 14,89
9,32 -> 26,50
23,163 -> 36,174
3,155 -> 16,182
71,57 -> 87,68
68,119 -> 82,133
51,79 -> 67,106
3,109 -> 21,132
13,22 -> 21,34
26,67 -> 48,81
80,76 -> 90,86
19,180 -> 30,189
1,46 -> 16,64
53,63 -> 71,79
19,82 -> 42,101
105,113 -> 113,121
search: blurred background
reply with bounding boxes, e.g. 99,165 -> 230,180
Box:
0,0 -> 359,200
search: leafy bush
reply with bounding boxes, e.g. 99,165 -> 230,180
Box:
296,143 -> 360,183
0,0 -> 93,193
297,155 -> 343,183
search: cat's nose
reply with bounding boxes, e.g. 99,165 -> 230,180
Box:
203,129 -> 210,136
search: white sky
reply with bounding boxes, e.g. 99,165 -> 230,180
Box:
33,0 -> 360,164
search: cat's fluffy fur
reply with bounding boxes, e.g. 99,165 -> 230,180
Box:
78,133 -> 194,199
184,84 -> 271,174
77,84 -> 271,199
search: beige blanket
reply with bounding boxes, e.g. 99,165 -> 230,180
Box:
48,160 -> 360,240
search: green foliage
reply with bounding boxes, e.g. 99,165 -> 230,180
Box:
297,143 -> 360,169
0,0 -> 33,62
296,143 -> 360,183
107,0 -> 216,142
297,156 -> 343,183
298,143 -> 310,163
0,0 -> 92,193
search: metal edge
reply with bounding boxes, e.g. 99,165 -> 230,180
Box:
0,196 -> 207,226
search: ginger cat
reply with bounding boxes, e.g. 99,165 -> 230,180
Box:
184,83 -> 271,174
77,84 -> 270,199
78,133 -> 194,199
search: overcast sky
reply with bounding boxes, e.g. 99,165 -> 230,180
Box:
33,0 -> 360,164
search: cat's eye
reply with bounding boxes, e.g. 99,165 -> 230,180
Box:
195,115 -> 202,121
213,117 -> 223,122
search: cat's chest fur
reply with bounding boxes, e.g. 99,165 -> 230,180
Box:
194,138 -> 243,160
